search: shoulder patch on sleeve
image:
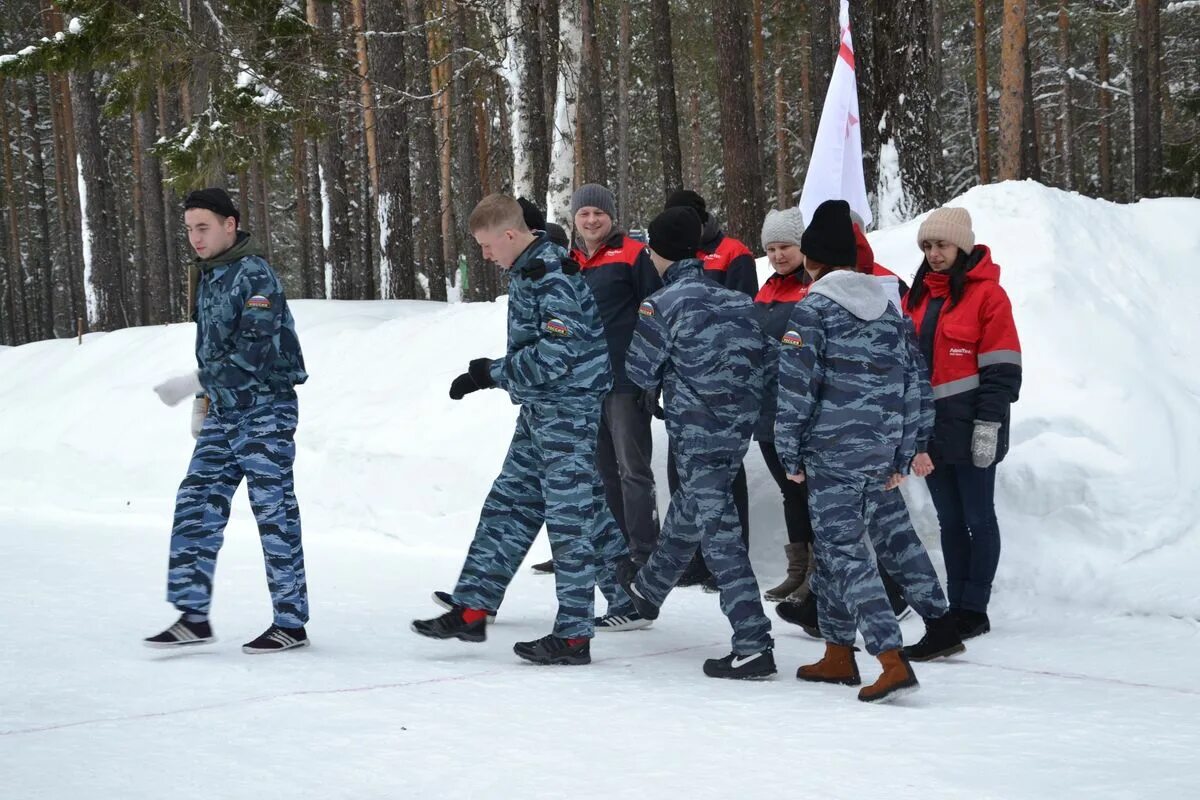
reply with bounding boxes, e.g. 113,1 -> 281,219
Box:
638,300 -> 655,318
781,330 -> 803,347
246,294 -> 272,310
544,317 -> 571,337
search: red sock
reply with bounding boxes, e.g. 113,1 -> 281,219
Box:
567,637 -> 588,647
462,608 -> 488,624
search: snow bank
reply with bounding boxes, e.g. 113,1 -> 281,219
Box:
2,181 -> 1198,618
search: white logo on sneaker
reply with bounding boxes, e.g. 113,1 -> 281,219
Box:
731,652 -> 762,669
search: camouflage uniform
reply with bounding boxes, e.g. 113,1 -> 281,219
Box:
451,235 -> 632,639
168,233 -> 309,627
775,271 -> 924,655
625,259 -> 772,655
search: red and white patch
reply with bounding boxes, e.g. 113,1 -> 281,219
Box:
638,301 -> 655,318
781,330 -> 803,347
246,294 -> 272,310
544,318 -> 570,336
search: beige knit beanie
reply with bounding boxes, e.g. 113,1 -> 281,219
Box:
761,207 -> 805,250
917,206 -> 975,254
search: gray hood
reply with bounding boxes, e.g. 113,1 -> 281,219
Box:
809,270 -> 889,321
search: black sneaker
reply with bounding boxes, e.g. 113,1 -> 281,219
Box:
776,595 -> 821,638
903,613 -> 966,661
594,612 -> 653,632
530,559 -> 554,575
411,608 -> 487,642
143,616 -> 215,648
955,609 -> 991,640
242,624 -> 309,654
432,591 -> 496,624
619,573 -> 660,621
513,634 -> 591,665
703,647 -> 778,680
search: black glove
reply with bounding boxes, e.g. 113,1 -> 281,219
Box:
640,388 -> 664,420
449,372 -> 479,400
468,358 -> 496,389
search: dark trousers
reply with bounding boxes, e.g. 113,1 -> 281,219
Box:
597,391 -> 660,565
757,440 -> 814,545
668,446 -> 748,578
925,461 -> 1001,613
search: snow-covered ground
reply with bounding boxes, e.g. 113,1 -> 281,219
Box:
2,182 -> 1199,798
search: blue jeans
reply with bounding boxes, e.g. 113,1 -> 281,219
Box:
924,462 -> 1000,614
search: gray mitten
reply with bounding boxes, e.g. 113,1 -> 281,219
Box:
971,420 -> 1002,468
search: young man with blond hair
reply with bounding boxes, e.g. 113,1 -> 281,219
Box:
411,194 -> 634,665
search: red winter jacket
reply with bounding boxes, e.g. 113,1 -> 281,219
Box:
854,224 -> 909,294
571,231 -> 663,393
698,232 -> 760,298
904,245 -> 1022,465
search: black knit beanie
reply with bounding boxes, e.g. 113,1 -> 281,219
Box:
649,207 -> 702,263
664,189 -> 710,224
800,199 -> 856,267
184,188 -> 240,224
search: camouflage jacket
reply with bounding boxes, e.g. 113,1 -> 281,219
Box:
489,234 -> 612,409
193,233 -> 308,409
774,270 -> 924,477
626,259 -> 764,456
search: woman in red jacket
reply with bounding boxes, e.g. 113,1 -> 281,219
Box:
904,207 -> 1021,640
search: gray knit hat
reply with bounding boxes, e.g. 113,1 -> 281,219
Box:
760,207 -> 805,250
570,183 -> 617,221
917,206 -> 975,254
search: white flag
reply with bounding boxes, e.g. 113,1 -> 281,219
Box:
798,0 -> 872,229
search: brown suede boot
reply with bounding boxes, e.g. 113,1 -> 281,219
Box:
858,649 -> 920,703
783,543 -> 815,602
796,642 -> 861,685
764,543 -> 809,602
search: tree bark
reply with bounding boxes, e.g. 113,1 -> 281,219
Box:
616,0 -> 632,217
649,0 -> 683,196
772,0 -> 790,207
452,0 -> 488,301
712,0 -> 765,242
139,98 -> 170,324
22,78 -> 56,339
997,0 -> 1026,181
974,0 -> 990,183
1057,1 -> 1075,191
577,0 -> 607,185
406,0 -> 448,300
1097,22 -> 1112,198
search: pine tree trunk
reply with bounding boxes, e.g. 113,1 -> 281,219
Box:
293,127 -> 314,299
1057,1 -> 1074,191
254,124 -> 272,265
997,0 -> 1026,181
541,0 -> 560,175
452,0 -> 489,301
974,0 -> 990,183
772,0 -> 789,208
41,28 -> 80,332
649,0 -> 683,196
712,0 -> 765,242
139,99 -> 170,324
809,0 -> 833,129
1021,29 -> 1039,181
157,81 -> 184,320
430,13 -> 455,272
515,0 -> 549,202
70,70 -> 121,331
2,79 -> 31,342
578,0 -> 607,186
689,87 -> 702,189
1146,0 -> 1162,194
305,135 -> 327,299
22,78 -> 55,339
928,0 -> 944,201
873,0 -> 936,218
616,0 -> 632,219
798,0 -> 814,167
131,105 -> 148,326
1097,23 -> 1112,198
751,0 -> 767,188
406,0 -> 448,300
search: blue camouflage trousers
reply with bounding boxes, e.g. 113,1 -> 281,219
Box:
167,395 -> 308,628
634,449 -> 773,655
452,403 -> 633,639
806,464 -> 902,655
869,483 -> 950,621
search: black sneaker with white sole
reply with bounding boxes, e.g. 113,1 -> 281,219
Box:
242,624 -> 309,654
530,559 -> 555,575
513,634 -> 590,665
432,591 -> 496,624
702,647 -> 777,680
619,574 -> 660,621
144,616 -> 215,648
594,612 -> 653,632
